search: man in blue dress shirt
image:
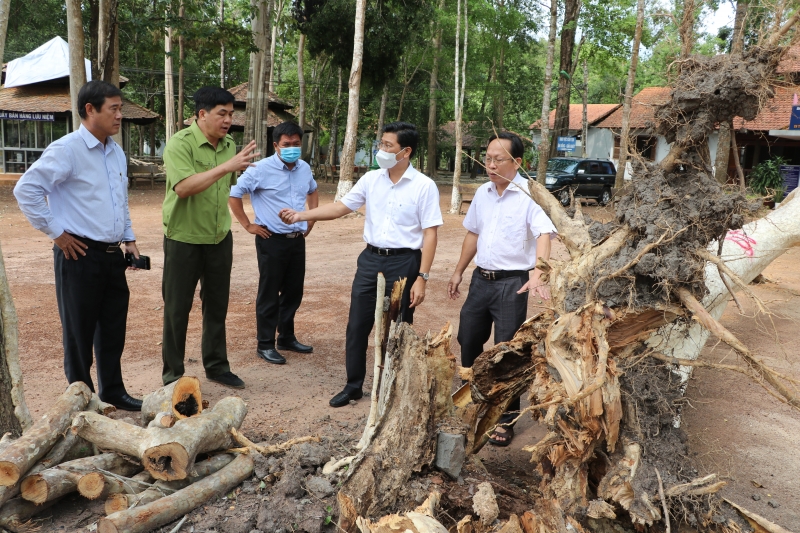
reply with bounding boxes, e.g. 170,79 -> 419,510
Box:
229,122 -> 318,365
14,81 -> 143,411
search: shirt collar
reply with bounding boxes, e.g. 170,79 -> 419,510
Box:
269,152 -> 295,171
189,121 -> 230,151
382,163 -> 417,182
489,173 -> 526,195
78,124 -> 112,150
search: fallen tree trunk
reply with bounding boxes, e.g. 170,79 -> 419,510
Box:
73,396 -> 246,481
0,430 -> 92,507
98,453 -> 253,533
103,453 -> 235,515
0,496 -> 60,532
20,452 -> 140,504
140,376 -> 202,426
0,381 -> 92,486
78,466 -> 150,501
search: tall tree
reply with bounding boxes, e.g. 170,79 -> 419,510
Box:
536,0 -> 558,185
396,52 -> 426,121
177,1 -> 186,131
244,0 -> 274,155
164,24 -> 176,141
614,0 -> 645,189
426,0 -> 445,179
449,0 -> 468,214
714,0 -> 749,184
0,244 -> 32,438
268,0 -> 287,93
335,0 -> 368,201
297,33 -> 306,128
376,82 -> 388,142
0,0 -> 10,65
66,0 -> 87,131
220,0 -> 225,87
679,0 -> 696,58
328,66 -> 343,166
581,58 -> 588,157
549,0 -> 581,158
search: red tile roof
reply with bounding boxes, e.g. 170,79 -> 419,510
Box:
734,84 -> 800,131
227,82 -> 293,109
0,84 -> 159,122
777,44 -> 800,74
594,87 -> 671,129
530,104 -> 620,130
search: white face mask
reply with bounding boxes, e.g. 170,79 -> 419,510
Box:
375,148 -> 406,170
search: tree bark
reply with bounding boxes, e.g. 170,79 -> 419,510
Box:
73,397 -> 247,481
426,0 -> 445,179
449,0 -> 468,215
297,33 -> 306,129
679,0 -> 696,58
20,453 -> 140,504
244,0 -> 272,154
0,243 -> 30,439
493,46 -> 505,129
377,82 -> 389,143
581,59 -> 588,158
78,469 -> 151,501
177,2 -> 185,130
549,0 -> 581,158
268,0 -> 285,94
0,382 -> 91,487
0,496 -> 60,531
66,0 -> 88,130
0,0 -> 11,67
141,376 -> 203,426
98,454 -> 253,533
613,0 -> 645,189
334,0 -> 368,201
536,0 -> 558,185
104,453 -> 234,515
164,24 -> 176,141
328,67 -> 343,167
219,0 -> 225,87
713,0 -> 749,184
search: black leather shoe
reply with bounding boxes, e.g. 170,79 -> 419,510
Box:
329,389 -> 363,408
257,348 -> 286,365
207,371 -> 245,389
276,340 -> 313,353
104,393 -> 143,412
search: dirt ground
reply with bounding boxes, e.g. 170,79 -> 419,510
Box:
0,182 -> 798,531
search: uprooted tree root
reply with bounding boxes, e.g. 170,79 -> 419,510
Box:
328,39 -> 800,533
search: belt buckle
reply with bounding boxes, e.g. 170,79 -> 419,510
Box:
378,248 -> 390,256
286,232 -> 298,239
106,244 -> 119,253
481,269 -> 495,280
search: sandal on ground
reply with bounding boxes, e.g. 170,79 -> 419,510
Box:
488,425 -> 514,447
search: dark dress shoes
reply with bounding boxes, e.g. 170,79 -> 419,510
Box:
257,348 -> 286,365
329,388 -> 363,408
105,393 -> 143,412
276,340 -> 313,353
207,371 -> 245,389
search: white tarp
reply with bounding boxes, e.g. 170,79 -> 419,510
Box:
4,36 -> 92,88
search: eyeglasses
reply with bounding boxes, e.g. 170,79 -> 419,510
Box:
484,156 -> 514,165
377,142 -> 407,151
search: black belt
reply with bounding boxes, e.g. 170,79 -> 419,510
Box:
478,268 -> 528,281
270,232 -> 304,239
71,234 -> 122,253
366,244 -> 416,256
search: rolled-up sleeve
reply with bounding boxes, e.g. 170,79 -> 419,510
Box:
341,177 -> 368,211
163,138 -> 197,190
419,180 -> 443,229
13,145 -> 71,239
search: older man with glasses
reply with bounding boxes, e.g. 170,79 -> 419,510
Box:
447,131 -> 556,447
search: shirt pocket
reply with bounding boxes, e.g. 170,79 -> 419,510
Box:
194,159 -> 215,172
394,202 -> 418,227
503,212 -> 528,242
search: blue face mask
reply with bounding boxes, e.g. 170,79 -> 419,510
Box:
279,147 -> 302,163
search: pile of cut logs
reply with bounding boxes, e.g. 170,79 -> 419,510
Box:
0,376 -> 289,533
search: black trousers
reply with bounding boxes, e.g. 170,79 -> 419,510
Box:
53,245 -> 129,400
457,269 -> 529,425
344,248 -> 422,392
255,234 -> 306,349
161,232 -> 233,385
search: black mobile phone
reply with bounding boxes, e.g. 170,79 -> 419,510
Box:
125,253 -> 151,270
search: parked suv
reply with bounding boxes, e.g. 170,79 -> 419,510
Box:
538,157 -> 616,206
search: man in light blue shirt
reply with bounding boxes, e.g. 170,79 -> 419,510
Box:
229,121 -> 318,365
13,80 -> 144,412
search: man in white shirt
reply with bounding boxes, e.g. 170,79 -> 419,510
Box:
279,122 -> 443,407
14,81 -> 143,411
447,132 -> 556,446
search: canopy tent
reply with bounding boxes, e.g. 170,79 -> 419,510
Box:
4,36 -> 92,88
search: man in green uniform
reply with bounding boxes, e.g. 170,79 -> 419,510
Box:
161,86 -> 258,388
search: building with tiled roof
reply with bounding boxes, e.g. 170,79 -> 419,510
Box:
529,104 -> 621,130
0,39 -> 159,176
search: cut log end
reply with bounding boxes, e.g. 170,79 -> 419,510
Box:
0,462 -> 21,486
142,443 -> 189,481
105,493 -> 130,515
19,474 -> 48,504
78,471 -> 107,500
172,377 -> 202,420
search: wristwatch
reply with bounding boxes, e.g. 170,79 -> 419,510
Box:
418,272 -> 430,281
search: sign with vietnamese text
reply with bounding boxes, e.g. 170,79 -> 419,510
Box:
0,111 -> 55,121
789,106 -> 800,130
557,136 -> 576,152
780,165 -> 800,195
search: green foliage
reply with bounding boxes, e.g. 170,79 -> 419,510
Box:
749,157 -> 788,202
